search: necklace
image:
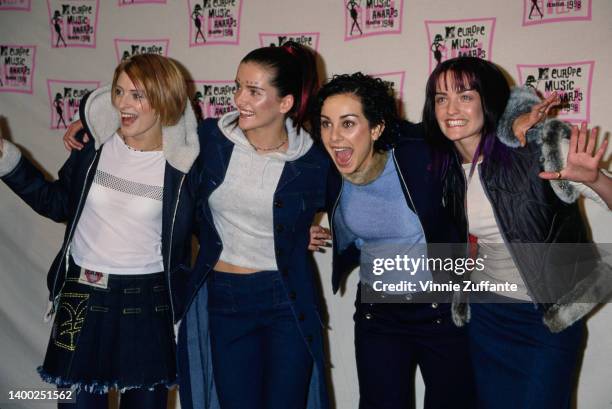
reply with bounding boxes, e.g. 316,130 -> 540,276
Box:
120,134 -> 162,152
245,135 -> 288,152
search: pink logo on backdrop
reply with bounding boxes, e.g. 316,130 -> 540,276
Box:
369,71 -> 405,111
522,0 -> 591,26
47,0 -> 100,48
258,33 -> 320,50
425,18 -> 496,73
0,0 -> 31,10
517,61 -> 594,123
47,80 -> 100,129
188,0 -> 243,46
118,0 -> 166,6
192,80 -> 236,120
344,0 -> 403,41
0,44 -> 36,94
114,39 -> 169,63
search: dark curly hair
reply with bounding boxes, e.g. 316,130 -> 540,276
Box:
311,72 -> 399,152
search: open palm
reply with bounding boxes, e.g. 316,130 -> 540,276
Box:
539,123 -> 607,183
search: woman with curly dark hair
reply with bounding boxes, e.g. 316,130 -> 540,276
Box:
309,72 -> 475,409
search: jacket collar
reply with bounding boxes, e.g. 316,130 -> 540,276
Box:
81,85 -> 200,174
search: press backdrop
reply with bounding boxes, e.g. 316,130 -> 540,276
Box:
1,1 -> 611,408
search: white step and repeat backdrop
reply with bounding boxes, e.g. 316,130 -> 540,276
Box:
1,1 -> 611,408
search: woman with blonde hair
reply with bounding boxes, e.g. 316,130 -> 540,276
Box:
0,54 -> 199,408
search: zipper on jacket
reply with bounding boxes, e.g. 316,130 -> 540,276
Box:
391,149 -> 425,235
166,174 -> 185,322
456,156 -> 470,244
477,163 -> 536,304
329,177 -> 343,257
51,150 -> 99,313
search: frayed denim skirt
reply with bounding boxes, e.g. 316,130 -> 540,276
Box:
38,258 -> 176,394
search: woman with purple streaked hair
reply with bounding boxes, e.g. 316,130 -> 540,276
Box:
423,56 -> 610,409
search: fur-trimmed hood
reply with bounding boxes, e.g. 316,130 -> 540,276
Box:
80,85 -> 200,174
451,86 -> 611,333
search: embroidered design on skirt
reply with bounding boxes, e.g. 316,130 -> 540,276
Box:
53,292 -> 89,351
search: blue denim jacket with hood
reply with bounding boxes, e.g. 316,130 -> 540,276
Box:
177,112 -> 330,409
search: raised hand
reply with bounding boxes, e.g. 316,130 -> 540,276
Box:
539,123 -> 607,184
512,92 -> 560,146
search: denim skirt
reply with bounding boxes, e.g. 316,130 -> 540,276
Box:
38,258 -> 176,393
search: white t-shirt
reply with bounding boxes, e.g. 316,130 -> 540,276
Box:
71,133 -> 165,275
462,163 -> 530,300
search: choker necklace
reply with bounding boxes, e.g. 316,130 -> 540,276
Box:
246,136 -> 288,152
344,151 -> 388,185
120,134 -> 162,152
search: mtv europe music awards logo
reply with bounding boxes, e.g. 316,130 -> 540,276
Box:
114,39 -> 169,63
517,61 -> 594,123
522,0 -> 591,25
47,80 -> 100,129
0,0 -> 31,10
47,0 -> 100,48
188,0 -> 243,46
344,0 -> 403,40
425,18 -> 496,73
192,80 -> 237,119
0,44 -> 36,93
259,32 -> 320,50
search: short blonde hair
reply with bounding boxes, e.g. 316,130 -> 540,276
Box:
111,54 -> 187,126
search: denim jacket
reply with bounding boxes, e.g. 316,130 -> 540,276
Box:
0,86 -> 200,323
177,118 -> 331,409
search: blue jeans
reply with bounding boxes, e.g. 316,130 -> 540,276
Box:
468,300 -> 585,409
208,270 -> 313,409
354,287 -> 475,409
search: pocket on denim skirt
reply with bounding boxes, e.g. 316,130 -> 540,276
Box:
52,292 -> 91,352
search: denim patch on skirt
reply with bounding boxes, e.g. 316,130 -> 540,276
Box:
38,258 -> 176,394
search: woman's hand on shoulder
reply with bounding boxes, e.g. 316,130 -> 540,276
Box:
63,120 -> 89,151
512,92 -> 560,146
309,225 -> 332,252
